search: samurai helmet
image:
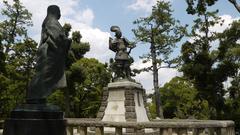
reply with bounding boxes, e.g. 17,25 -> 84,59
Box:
110,26 -> 121,32
110,26 -> 122,38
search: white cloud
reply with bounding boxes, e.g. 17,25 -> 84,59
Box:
81,26 -> 114,62
128,0 -> 157,12
73,8 -> 95,26
128,0 -> 171,12
61,17 -> 114,63
210,15 -> 240,33
0,0 -> 113,63
132,59 -> 181,93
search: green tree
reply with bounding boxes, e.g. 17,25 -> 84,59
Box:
225,98 -> 240,132
63,23 -> 72,37
219,20 -> 240,98
186,0 -> 240,14
49,23 -> 106,118
159,77 -> 210,119
0,0 -> 32,54
218,20 -> 240,131
180,8 -> 240,119
67,31 -> 90,67
0,39 -> 37,118
49,58 -> 111,118
0,0 -> 36,118
181,10 -> 221,118
0,34 -> 6,74
133,1 -> 186,118
62,23 -> 90,116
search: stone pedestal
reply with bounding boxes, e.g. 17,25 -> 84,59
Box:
97,80 -> 151,133
3,104 -> 66,135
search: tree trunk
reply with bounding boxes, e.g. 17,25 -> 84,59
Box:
151,43 -> 164,119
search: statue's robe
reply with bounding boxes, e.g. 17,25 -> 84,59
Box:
27,15 -> 70,102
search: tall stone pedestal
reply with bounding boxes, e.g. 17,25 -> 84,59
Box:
3,104 -> 66,135
97,80 -> 151,133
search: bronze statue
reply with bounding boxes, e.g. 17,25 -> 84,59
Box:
109,26 -> 135,81
27,5 -> 71,104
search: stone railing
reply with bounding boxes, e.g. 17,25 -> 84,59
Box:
0,119 -> 235,135
66,118 -> 235,135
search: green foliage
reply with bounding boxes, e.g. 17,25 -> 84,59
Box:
0,39 -> 37,117
47,90 -> 66,111
225,96 -> 240,132
148,102 -> 157,119
0,0 -> 32,53
68,58 -> 111,117
180,9 -> 229,118
49,58 -> 111,118
185,0 -> 240,14
229,75 -> 240,99
133,0 -> 186,118
158,77 -> 210,119
66,30 -> 90,68
0,0 -> 36,118
186,0 -> 218,15
219,20 -> 240,67
50,23 -> 98,118
181,4 -> 240,120
63,23 -> 72,37
133,1 -> 186,69
70,31 -> 89,60
0,35 -> 6,74
219,20 -> 240,131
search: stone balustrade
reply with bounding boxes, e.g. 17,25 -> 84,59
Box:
0,119 -> 235,135
66,118 -> 235,135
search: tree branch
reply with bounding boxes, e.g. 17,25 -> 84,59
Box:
228,0 -> 240,13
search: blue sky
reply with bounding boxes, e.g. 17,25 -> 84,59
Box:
0,0 -> 239,92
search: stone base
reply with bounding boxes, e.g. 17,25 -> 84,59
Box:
97,80 -> 152,134
3,119 -> 66,135
3,103 -> 66,135
98,81 -> 151,123
10,103 -> 63,119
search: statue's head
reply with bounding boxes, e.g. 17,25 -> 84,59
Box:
47,5 -> 61,20
110,26 -> 122,38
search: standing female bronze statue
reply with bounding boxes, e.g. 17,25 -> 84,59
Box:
3,6 -> 70,135
27,5 -> 71,104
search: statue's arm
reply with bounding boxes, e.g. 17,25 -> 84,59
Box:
46,21 -> 65,44
45,21 -> 71,52
123,37 -> 136,49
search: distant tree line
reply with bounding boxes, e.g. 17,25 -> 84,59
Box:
133,0 -> 239,131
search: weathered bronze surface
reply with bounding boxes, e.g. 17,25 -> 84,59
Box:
109,26 -> 135,81
27,5 -> 71,104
